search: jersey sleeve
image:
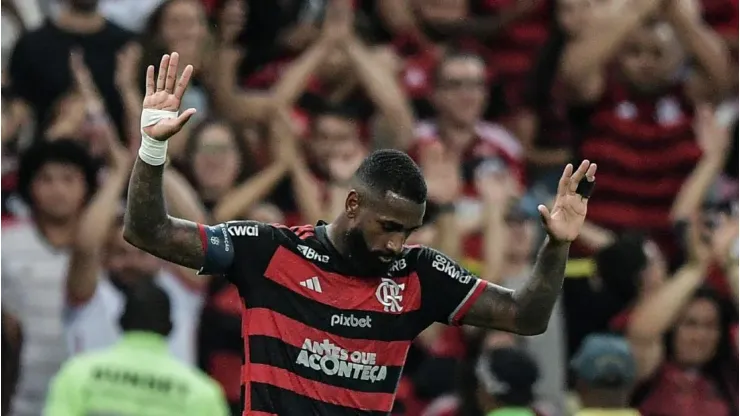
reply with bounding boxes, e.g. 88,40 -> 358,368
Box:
196,220 -> 277,277
416,248 -> 488,325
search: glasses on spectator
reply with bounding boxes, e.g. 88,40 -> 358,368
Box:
438,78 -> 486,90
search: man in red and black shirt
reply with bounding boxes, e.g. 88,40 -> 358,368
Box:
123,52 -> 598,415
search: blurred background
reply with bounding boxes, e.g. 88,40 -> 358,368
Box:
1,0 -> 738,415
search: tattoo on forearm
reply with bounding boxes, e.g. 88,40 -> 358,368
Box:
123,158 -> 204,269
462,238 -> 570,335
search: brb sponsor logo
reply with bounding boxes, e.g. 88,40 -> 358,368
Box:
389,259 -> 406,273
296,338 -> 387,383
331,313 -> 372,328
297,244 -> 330,263
432,254 -> 473,284
228,224 -> 259,237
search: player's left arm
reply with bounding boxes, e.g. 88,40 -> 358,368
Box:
418,161 -> 597,335
461,161 -> 596,334
460,239 -> 571,335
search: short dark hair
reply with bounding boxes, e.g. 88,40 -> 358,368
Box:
119,280 -> 172,336
17,139 -> 98,209
353,149 -> 427,204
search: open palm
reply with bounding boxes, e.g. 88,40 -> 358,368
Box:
540,160 -> 597,242
142,52 -> 196,141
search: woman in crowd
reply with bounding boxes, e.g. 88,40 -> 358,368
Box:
627,216 -> 738,416
140,0 -> 212,140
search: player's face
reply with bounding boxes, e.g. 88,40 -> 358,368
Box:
619,23 -> 683,92
673,298 -> 721,366
344,191 -> 425,274
105,227 -> 162,286
31,162 -> 87,223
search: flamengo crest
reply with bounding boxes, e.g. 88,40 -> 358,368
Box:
375,278 -> 405,313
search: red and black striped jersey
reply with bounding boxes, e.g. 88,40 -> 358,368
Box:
574,75 -> 701,260
197,221 -> 486,416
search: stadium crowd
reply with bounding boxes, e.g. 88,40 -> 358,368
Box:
1,0 -> 738,415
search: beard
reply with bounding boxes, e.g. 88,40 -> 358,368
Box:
344,227 -> 399,276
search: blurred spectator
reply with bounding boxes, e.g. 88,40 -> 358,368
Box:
478,171 -> 567,414
47,0 -> 167,32
559,0 -> 731,263
63,132 -> 207,364
570,334 -> 639,416
1,311 -> 23,416
1,1 -> 25,72
197,275 -> 242,416
9,0 -> 134,139
563,234 -> 668,360
141,0 -> 212,127
518,0 -> 593,187
178,118 -> 256,210
1,139 -> 97,416
410,51 -> 524,270
474,347 -> 541,416
44,281 -> 229,415
627,215 -> 738,415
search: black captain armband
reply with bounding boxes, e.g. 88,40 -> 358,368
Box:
197,223 -> 235,275
576,178 -> 595,199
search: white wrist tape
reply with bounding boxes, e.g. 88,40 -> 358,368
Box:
138,108 -> 178,166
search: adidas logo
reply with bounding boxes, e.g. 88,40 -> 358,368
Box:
299,276 -> 323,293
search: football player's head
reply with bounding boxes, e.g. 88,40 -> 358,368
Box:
339,149 -> 427,274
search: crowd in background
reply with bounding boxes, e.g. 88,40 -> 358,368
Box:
1,0 -> 739,415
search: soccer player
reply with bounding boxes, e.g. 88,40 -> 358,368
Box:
124,52 -> 597,415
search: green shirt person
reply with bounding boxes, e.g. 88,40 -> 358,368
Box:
44,282 -> 228,416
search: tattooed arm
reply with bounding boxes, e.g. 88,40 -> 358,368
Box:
423,161 -> 596,336
123,160 -> 205,269
462,161 -> 596,334
461,238 -> 570,335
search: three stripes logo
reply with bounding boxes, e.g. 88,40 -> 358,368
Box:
300,276 -> 323,293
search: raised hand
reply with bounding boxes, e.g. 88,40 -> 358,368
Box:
328,141 -> 366,184
322,0 -> 354,41
695,103 -> 730,160
421,142 -> 462,205
142,53 -> 196,141
539,160 -> 597,243
474,159 -> 517,205
69,50 -> 104,114
115,43 -> 142,90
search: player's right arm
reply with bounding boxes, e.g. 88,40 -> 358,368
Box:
122,52 -> 205,270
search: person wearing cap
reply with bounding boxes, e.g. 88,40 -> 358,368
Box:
571,334 -> 640,416
474,346 -> 541,416
44,281 -> 228,416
